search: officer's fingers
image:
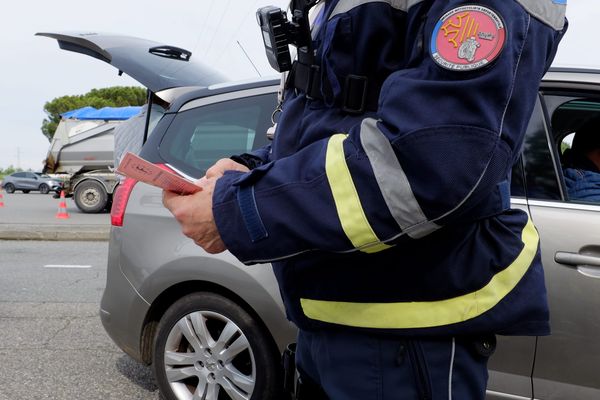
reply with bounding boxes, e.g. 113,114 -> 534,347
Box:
162,190 -> 178,210
205,164 -> 225,179
206,158 -> 234,178
206,158 -> 249,179
162,191 -> 192,223
195,176 -> 208,187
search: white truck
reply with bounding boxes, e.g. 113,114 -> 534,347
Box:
43,106 -> 141,213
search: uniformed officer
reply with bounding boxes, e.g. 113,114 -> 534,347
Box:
163,0 -> 568,398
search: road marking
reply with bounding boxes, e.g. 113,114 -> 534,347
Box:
43,264 -> 93,269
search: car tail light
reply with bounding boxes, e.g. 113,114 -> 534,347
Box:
111,177 -> 138,227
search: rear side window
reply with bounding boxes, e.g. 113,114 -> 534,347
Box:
160,93 -> 276,178
550,98 -> 600,205
12,172 -> 26,178
521,97 -> 562,200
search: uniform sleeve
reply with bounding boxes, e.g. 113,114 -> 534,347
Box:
230,144 -> 272,170
213,0 -> 567,264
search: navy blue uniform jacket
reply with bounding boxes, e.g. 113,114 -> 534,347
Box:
213,0 -> 567,336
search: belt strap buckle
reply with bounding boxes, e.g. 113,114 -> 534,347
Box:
342,74 -> 368,114
292,61 -> 322,100
305,64 -> 321,100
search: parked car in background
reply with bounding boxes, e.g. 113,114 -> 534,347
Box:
40,31 -> 600,400
0,172 -> 63,194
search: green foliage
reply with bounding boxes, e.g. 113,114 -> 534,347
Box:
41,86 -> 147,141
0,165 -> 22,180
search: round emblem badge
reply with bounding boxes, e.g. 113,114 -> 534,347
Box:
430,5 -> 506,71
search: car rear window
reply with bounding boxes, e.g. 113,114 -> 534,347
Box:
159,93 -> 276,178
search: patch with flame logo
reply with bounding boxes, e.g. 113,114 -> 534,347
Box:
430,5 -> 506,71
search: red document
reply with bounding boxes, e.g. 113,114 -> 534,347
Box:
116,152 -> 201,195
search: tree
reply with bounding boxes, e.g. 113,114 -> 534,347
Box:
41,86 -> 147,141
0,165 -> 22,180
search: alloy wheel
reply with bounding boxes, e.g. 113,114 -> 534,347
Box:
164,310 -> 256,400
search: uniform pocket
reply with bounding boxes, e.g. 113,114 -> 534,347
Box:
407,340 -> 433,400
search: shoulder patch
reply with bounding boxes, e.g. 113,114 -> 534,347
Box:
430,5 -> 506,71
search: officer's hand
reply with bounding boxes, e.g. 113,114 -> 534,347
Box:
206,158 -> 249,179
162,177 -> 226,254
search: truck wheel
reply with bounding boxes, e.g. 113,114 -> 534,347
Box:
4,183 -> 15,193
39,184 -> 50,194
74,180 -> 108,213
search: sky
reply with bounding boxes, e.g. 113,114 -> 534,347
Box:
0,0 -> 596,170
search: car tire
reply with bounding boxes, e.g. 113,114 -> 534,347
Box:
4,183 -> 15,193
39,183 -> 50,194
74,180 -> 108,213
153,292 -> 282,400
22,190 -> 30,194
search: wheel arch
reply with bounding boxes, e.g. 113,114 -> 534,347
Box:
72,176 -> 111,193
139,280 -> 282,366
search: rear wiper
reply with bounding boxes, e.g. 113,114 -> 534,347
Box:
149,46 -> 192,61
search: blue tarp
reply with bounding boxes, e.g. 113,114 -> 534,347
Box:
61,106 -> 143,121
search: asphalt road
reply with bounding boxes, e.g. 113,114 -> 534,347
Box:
0,192 -> 110,241
0,240 -> 160,400
0,192 -> 109,225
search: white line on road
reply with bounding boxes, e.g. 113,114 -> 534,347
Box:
43,264 -> 93,269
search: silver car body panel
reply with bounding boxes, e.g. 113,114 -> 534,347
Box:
117,183 -> 296,352
529,198 -> 600,399
100,228 -> 150,362
179,86 -> 278,112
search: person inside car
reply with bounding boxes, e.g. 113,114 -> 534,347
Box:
563,116 -> 600,202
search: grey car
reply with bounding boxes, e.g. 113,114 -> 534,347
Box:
102,68 -> 600,400
104,79 -> 294,400
43,33 -> 600,400
0,172 -> 63,194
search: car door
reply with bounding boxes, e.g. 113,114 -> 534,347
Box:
523,87 -> 600,399
12,172 -> 27,190
125,86 -> 279,290
24,173 -> 38,190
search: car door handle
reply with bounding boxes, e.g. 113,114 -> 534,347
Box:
555,252 -> 600,279
555,252 -> 600,267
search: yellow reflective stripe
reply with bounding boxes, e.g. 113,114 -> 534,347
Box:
325,134 -> 392,254
301,217 -> 539,329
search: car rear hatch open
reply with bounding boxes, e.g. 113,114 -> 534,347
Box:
38,31 -> 227,148
36,31 -> 226,92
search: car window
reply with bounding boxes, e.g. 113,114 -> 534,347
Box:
510,155 -> 526,198
12,172 -> 26,178
551,98 -> 600,205
521,96 -> 562,200
159,93 -> 276,178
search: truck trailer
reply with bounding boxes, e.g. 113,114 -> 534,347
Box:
43,106 -> 141,213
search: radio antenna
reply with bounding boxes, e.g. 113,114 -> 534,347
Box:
237,40 -> 262,77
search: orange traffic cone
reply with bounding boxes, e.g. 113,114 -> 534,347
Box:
0,189 -> 4,208
55,190 -> 70,219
